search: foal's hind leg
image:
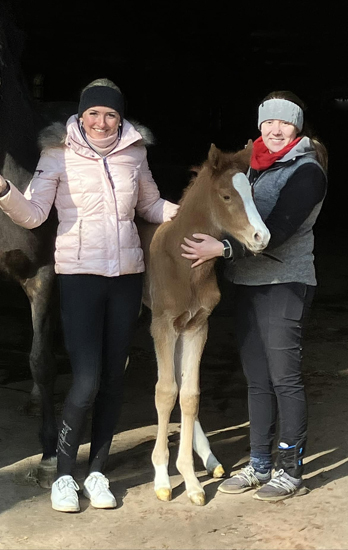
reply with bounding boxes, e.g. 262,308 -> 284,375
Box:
193,419 -> 225,478
21,265 -> 58,487
151,316 -> 178,501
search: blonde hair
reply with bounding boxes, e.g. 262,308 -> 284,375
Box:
81,78 -> 122,95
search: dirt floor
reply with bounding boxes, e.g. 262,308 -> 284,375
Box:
1,250 -> 348,550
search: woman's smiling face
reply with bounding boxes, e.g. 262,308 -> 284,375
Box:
81,106 -> 120,139
261,119 -> 298,153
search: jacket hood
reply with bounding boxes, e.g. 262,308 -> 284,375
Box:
38,115 -> 155,152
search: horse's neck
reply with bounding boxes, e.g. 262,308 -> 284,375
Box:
177,177 -> 221,238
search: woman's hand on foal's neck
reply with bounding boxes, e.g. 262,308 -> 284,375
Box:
181,233 -> 224,268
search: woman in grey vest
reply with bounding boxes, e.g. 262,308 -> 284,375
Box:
181,90 -> 328,502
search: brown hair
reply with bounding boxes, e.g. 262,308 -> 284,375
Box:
261,91 -> 328,172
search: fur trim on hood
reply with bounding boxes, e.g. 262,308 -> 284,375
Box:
38,117 -> 155,151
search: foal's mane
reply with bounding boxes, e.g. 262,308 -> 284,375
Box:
178,141 -> 253,207
178,169 -> 203,206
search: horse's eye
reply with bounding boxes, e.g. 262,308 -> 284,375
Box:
223,195 -> 231,201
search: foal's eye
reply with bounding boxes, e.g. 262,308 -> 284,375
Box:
223,195 -> 231,201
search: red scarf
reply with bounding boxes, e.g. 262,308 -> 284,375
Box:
250,136 -> 302,171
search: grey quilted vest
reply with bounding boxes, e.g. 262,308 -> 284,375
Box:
229,138 -> 326,286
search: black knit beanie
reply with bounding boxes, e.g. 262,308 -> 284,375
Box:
78,85 -> 125,122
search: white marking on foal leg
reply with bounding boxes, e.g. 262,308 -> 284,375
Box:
193,419 -> 225,478
151,319 -> 178,501
153,464 -> 172,501
152,381 -> 177,501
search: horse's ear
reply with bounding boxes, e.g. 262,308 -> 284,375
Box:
232,139 -> 253,173
208,143 -> 221,170
245,139 -> 253,152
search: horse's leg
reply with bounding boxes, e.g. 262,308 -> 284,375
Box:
151,315 -> 178,502
193,419 -> 225,478
21,264 -> 58,487
175,314 -> 209,506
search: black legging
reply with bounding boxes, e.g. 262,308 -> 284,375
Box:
233,282 -> 315,458
56,273 -> 143,477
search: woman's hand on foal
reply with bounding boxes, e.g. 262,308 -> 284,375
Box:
0,175 -> 8,194
181,233 -> 224,267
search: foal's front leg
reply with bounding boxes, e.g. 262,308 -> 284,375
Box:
151,317 -> 178,501
176,323 -> 208,506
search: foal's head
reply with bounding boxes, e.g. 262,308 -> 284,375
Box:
201,141 -> 270,253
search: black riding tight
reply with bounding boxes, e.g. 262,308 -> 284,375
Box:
233,282 -> 315,463
56,273 -> 142,477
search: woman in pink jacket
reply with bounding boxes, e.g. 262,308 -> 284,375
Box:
0,78 -> 179,513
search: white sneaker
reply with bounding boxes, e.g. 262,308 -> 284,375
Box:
83,472 -> 117,509
51,475 -> 80,512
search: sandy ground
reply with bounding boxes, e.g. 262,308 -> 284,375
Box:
1,251 -> 348,550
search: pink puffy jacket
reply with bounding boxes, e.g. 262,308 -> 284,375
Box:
0,116 -> 179,277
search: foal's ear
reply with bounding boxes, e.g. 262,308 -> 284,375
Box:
245,139 -> 253,152
207,143 -> 221,170
232,139 -> 253,173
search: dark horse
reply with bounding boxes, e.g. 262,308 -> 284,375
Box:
0,7 -> 60,484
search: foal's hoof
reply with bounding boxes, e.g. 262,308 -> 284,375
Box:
155,488 -> 172,501
37,457 -> 57,488
206,454 -> 225,479
212,464 -> 225,479
189,491 -> 206,506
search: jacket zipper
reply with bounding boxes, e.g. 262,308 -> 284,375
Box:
78,219 -> 83,260
103,157 -> 115,188
103,157 -> 120,264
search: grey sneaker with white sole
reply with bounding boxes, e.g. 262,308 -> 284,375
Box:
218,464 -> 271,494
253,469 -> 309,501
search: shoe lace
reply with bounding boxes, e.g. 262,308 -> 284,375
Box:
238,464 -> 260,485
88,474 -> 110,492
267,469 -> 297,491
58,477 -> 79,492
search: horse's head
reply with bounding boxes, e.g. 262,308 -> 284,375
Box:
206,142 -> 270,254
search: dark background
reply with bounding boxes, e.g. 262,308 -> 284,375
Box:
0,2 -> 347,391
3,1 -> 348,247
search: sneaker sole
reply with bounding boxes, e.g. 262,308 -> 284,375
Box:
88,501 -> 117,509
83,488 -> 117,509
218,484 -> 259,494
253,486 -> 309,502
51,502 -> 80,512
